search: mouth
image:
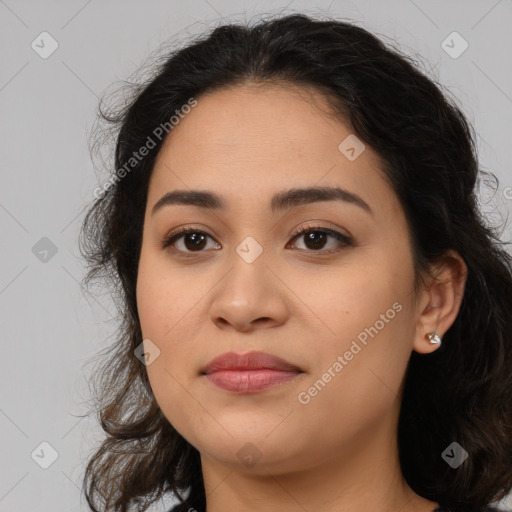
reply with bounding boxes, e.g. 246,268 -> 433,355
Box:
200,351 -> 305,394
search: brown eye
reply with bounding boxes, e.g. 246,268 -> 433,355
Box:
162,225 -> 353,257
302,231 -> 329,250
162,229 -> 219,253
288,226 -> 353,254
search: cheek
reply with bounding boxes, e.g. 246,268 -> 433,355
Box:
145,361 -> 204,449
136,307 -> 202,445
136,252 -> 194,340
136,273 -> 194,392
293,306 -> 413,455
300,253 -> 412,347
295,255 -> 415,412
136,256 -> 205,432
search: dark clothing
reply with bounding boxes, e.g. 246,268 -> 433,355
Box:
168,504 -> 506,511
434,508 -> 504,512
435,508 -> 505,512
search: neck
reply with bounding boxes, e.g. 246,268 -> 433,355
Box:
200,406 -> 438,512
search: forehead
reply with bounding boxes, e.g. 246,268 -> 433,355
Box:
156,82 -> 348,163
148,83 -> 398,219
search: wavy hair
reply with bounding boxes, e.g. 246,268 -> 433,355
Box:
79,13 -> 512,512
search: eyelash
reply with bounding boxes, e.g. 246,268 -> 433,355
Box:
161,223 -> 353,257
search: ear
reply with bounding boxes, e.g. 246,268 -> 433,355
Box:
413,250 -> 468,354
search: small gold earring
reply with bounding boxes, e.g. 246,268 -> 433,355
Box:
426,332 -> 442,345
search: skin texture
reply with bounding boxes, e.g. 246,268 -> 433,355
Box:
136,83 -> 467,512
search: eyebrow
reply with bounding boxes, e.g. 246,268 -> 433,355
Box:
151,186 -> 374,217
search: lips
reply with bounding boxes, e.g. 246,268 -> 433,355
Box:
201,351 -> 304,393
202,351 -> 303,373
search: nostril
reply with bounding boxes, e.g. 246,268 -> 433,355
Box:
254,317 -> 271,324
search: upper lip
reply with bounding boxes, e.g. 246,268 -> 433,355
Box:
201,351 -> 303,374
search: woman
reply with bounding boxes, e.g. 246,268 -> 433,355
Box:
79,13 -> 512,512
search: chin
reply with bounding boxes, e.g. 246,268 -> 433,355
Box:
200,437 -> 305,475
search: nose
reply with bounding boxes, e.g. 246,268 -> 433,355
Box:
208,254 -> 290,333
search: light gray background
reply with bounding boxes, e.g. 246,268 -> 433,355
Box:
1,1 -> 511,511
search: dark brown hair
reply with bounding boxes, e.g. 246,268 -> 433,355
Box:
79,13 -> 512,512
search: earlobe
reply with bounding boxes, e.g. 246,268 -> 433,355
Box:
412,250 -> 468,355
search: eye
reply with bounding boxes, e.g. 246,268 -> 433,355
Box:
162,227 -> 220,254
161,223 -> 353,256
287,223 -> 353,254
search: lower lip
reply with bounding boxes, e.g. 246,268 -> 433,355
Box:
205,369 -> 302,393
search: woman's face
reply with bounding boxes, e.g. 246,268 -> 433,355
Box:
136,83 -> 437,474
